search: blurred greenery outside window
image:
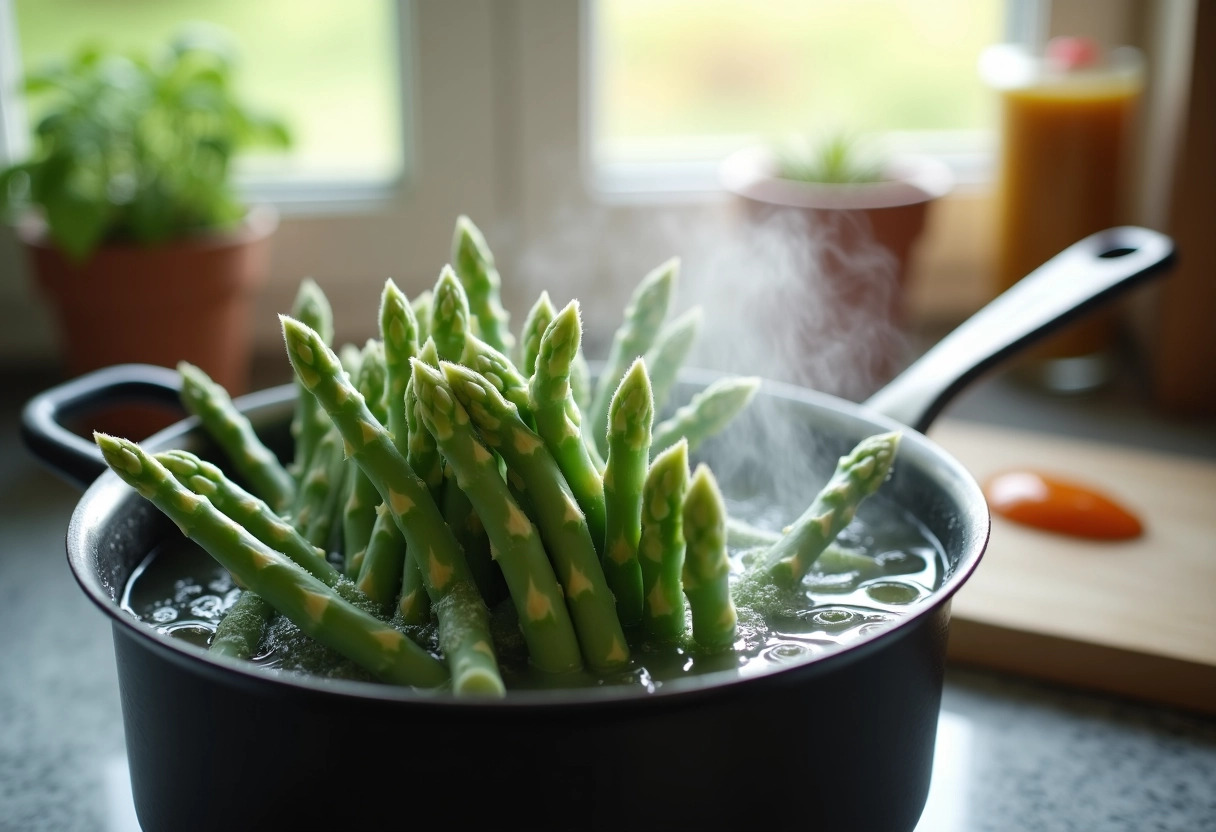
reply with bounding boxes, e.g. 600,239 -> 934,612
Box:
5,0 -> 407,201
2,0 -> 1010,207
590,0 -> 1008,189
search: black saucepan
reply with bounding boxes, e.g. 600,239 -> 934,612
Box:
22,227 -> 1174,832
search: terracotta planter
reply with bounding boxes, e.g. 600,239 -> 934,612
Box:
719,147 -> 953,398
20,205 -> 278,398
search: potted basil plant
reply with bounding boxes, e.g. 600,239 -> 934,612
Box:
0,25 -> 292,397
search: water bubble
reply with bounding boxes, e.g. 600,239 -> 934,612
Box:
760,641 -> 816,665
800,607 -> 865,635
189,595 -> 225,619
158,621 -> 214,647
863,581 -> 926,606
150,606 -> 177,624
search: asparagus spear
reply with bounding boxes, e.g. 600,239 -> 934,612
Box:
528,301 -> 607,558
416,334 -> 505,608
281,315 -> 505,696
398,355 -> 441,624
411,289 -> 433,345
682,463 -> 738,651
601,358 -> 654,627
644,306 -> 702,414
569,346 -> 592,414
379,278 -> 432,621
293,424 -> 346,549
176,362 -> 295,514
587,257 -> 678,456
650,375 -> 761,458
751,431 -> 901,589
338,341 -> 391,576
451,215 -> 514,356
639,438 -> 690,641
460,333 -> 534,428
411,358 -> 584,675
288,278 -> 335,482
355,503 -> 407,611
156,449 -> 340,586
518,290 -> 556,378
443,360 -> 630,671
429,264 -> 471,363
95,433 -> 449,688
379,278 -> 421,450
209,589 -> 272,660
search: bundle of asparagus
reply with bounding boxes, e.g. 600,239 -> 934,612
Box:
95,215 -> 901,697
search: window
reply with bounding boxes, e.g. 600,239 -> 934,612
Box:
9,0 -> 406,187
589,0 -> 1006,189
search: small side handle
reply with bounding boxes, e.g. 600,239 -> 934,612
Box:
21,364 -> 185,490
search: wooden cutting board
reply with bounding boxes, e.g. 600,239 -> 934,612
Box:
927,419 -> 1216,715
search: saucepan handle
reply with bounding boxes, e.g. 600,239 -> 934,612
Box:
21,363 -> 185,490
863,226 -> 1176,433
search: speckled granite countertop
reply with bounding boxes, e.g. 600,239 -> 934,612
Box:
2,367 -> 1214,832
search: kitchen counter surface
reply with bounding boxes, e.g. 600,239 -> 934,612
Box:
2,365 -> 1214,832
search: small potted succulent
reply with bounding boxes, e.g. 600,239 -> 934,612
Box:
719,132 -> 953,395
0,24 -> 291,397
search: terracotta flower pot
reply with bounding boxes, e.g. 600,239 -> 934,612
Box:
719,147 -> 953,398
20,205 -> 277,394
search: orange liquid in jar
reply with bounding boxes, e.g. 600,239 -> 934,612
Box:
993,73 -> 1141,363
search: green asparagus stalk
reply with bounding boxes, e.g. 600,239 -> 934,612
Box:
569,346 -> 592,414
95,433 -> 450,688
294,424 -> 346,549
443,360 -> 630,671
429,264 -> 471,363
398,360 -> 440,624
411,358 -> 584,675
342,343 -> 392,577
411,289 -> 433,345
528,301 -> 607,557
751,431 -> 901,589
518,290 -> 556,378
404,340 -> 445,497
288,278 -> 335,481
601,358 -> 654,626
355,503 -> 407,611
379,278 -> 431,620
639,438 -> 690,641
209,589 -> 273,660
379,277 -> 421,450
460,333 -> 534,428
281,315 -> 505,696
452,214 -> 514,356
587,257 -> 678,456
177,362 -> 296,514
644,306 -> 702,414
156,449 -> 341,586
682,463 -> 738,651
650,375 -> 761,458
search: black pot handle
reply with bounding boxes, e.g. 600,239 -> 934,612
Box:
21,363 -> 185,490
864,226 -> 1176,433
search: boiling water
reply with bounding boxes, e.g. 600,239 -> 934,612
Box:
121,495 -> 943,692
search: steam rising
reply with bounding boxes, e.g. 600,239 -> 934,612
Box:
508,199 -> 910,402
501,198 -> 912,515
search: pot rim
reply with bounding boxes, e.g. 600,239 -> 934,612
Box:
67,368 -> 989,711
719,145 -> 956,211
15,202 -> 279,255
